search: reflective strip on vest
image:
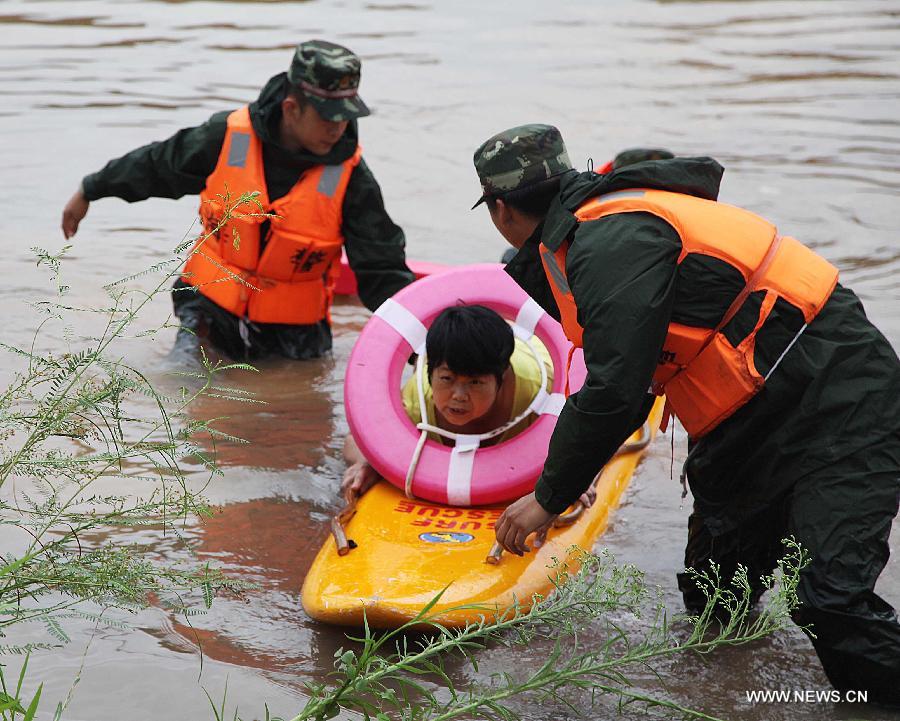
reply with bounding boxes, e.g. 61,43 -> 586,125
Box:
592,189 -> 646,203
541,249 -> 570,295
317,164 -> 345,197
227,132 -> 251,168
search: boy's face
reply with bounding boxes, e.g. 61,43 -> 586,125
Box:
430,363 -> 499,427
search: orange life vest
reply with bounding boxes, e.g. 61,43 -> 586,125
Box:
540,188 -> 839,438
182,106 -> 362,325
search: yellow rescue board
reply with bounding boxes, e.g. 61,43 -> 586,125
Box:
302,400 -> 664,628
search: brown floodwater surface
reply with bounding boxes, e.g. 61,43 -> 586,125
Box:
1,1 -> 898,719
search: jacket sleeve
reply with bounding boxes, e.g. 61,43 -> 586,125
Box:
534,212 -> 681,514
341,158 -> 415,312
81,111 -> 230,203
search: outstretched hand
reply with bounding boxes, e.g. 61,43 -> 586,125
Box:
61,188 -> 89,239
494,491 -> 556,556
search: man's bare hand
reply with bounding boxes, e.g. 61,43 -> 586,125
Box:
61,188 -> 89,239
579,485 -> 597,508
495,491 -> 556,556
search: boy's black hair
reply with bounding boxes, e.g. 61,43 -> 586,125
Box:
485,175 -> 562,219
426,304 -> 514,385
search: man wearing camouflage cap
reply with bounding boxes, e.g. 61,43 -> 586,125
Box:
61,40 -> 413,360
474,124 -> 900,704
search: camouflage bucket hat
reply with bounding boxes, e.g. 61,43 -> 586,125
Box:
471,124 -> 573,209
288,40 -> 370,121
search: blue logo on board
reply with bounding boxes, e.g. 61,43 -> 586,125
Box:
419,532 -> 475,544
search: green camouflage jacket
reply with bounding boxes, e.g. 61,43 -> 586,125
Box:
506,158 -> 900,533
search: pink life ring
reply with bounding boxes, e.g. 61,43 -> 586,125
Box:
345,263 -> 586,506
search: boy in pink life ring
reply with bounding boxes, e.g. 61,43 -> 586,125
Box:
342,304 -> 594,507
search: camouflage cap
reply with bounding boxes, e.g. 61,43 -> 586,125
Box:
287,40 -> 370,121
471,124 -> 573,209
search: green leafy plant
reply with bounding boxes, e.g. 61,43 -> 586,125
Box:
205,541 -> 804,721
288,542 -> 805,721
0,654 -> 41,721
0,190 -> 264,712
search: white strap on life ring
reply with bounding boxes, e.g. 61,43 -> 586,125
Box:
528,387 -> 566,417
511,297 -> 544,340
447,435 -> 480,506
514,298 -> 565,417
403,296 -> 565,503
374,298 -> 427,354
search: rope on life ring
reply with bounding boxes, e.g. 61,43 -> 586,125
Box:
403,330 -> 553,500
345,264 -> 581,507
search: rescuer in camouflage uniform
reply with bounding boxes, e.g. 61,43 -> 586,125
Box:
61,40 -> 413,360
474,124 -> 900,706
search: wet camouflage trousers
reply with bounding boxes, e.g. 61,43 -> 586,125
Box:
678,433 -> 900,705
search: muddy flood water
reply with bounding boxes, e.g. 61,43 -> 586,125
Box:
1,0 -> 899,719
